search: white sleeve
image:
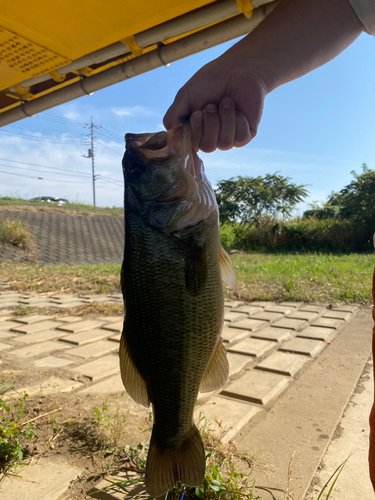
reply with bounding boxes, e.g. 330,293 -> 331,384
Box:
347,0 -> 375,35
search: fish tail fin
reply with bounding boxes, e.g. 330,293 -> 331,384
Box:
145,425 -> 205,497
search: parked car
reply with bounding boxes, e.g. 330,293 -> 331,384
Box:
29,196 -> 69,205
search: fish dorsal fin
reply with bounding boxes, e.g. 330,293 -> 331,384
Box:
219,246 -> 236,288
199,339 -> 229,393
119,334 -> 150,407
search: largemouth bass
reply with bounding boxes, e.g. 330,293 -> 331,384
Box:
120,122 -> 236,497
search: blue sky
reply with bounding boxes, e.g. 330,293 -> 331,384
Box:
0,30 -> 374,213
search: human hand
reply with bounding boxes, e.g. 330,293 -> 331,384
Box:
163,59 -> 267,153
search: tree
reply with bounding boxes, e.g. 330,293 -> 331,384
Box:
326,164 -> 375,238
215,174 -> 308,226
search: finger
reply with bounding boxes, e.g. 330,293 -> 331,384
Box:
190,110 -> 203,153
234,112 -> 251,147
217,97 -> 236,151
163,88 -> 190,130
199,103 -> 220,153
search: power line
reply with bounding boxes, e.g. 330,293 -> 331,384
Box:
0,158 -> 92,178
0,130 -> 82,145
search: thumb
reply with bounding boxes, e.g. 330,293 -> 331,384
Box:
163,89 -> 192,130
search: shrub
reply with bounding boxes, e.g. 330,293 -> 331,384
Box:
0,219 -> 32,249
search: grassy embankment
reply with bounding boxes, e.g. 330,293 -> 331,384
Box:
0,252 -> 373,304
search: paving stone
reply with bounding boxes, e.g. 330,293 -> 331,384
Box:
0,320 -> 23,330
195,396 -> 259,444
50,315 -> 81,323
11,320 -> 63,334
287,310 -> 320,322
255,351 -> 308,376
279,302 -> 300,308
221,370 -> 289,405
298,304 -> 327,313
251,311 -> 284,322
12,329 -> 68,344
221,327 -> 251,344
52,301 -> 88,308
0,331 -> 16,339
101,320 -> 123,333
109,333 -> 121,343
23,376 -> 83,396
224,301 -> 244,309
272,317 -> 307,331
0,456 -> 81,500
234,305 -> 264,315
297,326 -> 336,342
224,311 -> 249,323
97,316 -> 122,322
13,315 -> 53,324
9,341 -> 71,358
34,356 -> 74,368
79,373 -> 124,394
228,338 -> 274,358
0,301 -> 20,308
250,301 -> 274,308
279,337 -> 325,357
0,342 -> 12,351
266,305 -> 294,314
227,352 -> 253,376
57,319 -> 105,333
68,341 -> 118,359
251,327 -> 293,343
322,310 -> 352,321
331,304 -> 359,313
229,318 -> 268,332
311,317 -> 345,329
75,355 -> 119,381
59,328 -> 112,346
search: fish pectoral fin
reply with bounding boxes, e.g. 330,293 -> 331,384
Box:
199,339 -> 229,393
219,246 -> 236,288
119,334 -> 150,407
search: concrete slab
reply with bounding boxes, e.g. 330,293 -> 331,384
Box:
266,305 -> 294,314
75,355 -> 119,381
54,316 -> 82,323
109,333 -> 121,343
298,304 -> 327,313
272,317 -> 307,330
11,320 -> 63,334
12,329 -> 68,344
297,326 -> 336,342
234,305 -> 264,315
251,311 -> 284,322
221,327 -> 251,344
228,338 -> 274,358
23,376 -> 83,396
0,456 -> 81,500
279,338 -> 325,357
311,317 -> 345,329
250,301 -> 274,308
56,319 -> 104,333
100,320 -> 123,333
251,327 -> 293,343
0,342 -> 12,350
331,305 -> 359,313
255,351 -> 308,377
227,352 -> 253,376
224,301 -> 244,309
10,341 -> 71,358
229,318 -> 268,332
279,302 -> 300,308
0,320 -> 23,330
237,309 -> 372,499
322,310 -> 352,321
221,370 -> 290,405
13,315 -> 53,324
78,373 -> 125,394
0,330 -> 16,339
58,328 -> 112,346
195,396 -> 260,444
34,356 -> 74,368
287,311 -> 319,322
68,341 -> 118,359
224,311 -> 249,323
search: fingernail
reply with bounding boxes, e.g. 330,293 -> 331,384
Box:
205,103 -> 217,114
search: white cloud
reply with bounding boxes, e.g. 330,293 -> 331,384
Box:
111,105 -> 158,118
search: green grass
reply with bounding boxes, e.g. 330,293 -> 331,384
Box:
0,219 -> 33,249
0,252 -> 373,303
229,252 -> 374,304
0,196 -> 122,212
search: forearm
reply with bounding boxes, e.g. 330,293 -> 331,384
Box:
222,0 -> 364,92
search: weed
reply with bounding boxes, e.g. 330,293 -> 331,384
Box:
92,397 -> 128,452
0,382 -> 35,482
14,305 -> 33,316
0,219 -> 32,249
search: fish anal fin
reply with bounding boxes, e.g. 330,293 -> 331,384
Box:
145,425 -> 205,497
219,246 -> 236,288
119,334 -> 150,407
199,339 -> 229,393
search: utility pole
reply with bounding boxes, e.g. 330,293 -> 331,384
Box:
83,117 -> 98,206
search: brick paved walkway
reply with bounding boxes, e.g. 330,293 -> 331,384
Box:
0,291 -> 372,499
